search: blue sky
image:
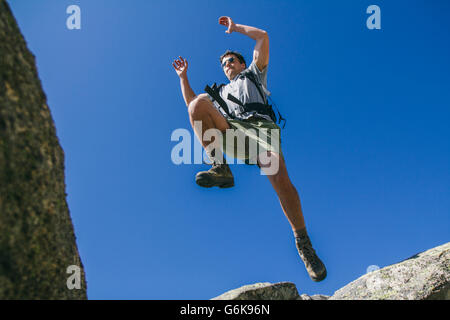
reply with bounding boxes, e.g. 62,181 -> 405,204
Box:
8,0 -> 449,299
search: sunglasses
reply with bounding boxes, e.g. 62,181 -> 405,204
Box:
221,57 -> 235,68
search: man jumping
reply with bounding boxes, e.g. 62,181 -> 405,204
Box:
172,16 -> 327,282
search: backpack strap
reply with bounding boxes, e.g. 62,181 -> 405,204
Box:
240,70 -> 268,105
240,70 -> 286,128
204,83 -> 233,118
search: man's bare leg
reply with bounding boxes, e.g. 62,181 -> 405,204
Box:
187,94 -> 234,188
258,152 -> 327,282
187,93 -> 230,150
258,152 -> 306,233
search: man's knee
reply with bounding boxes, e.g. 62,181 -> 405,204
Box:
188,94 -> 213,118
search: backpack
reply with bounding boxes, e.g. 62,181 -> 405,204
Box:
205,69 -> 286,128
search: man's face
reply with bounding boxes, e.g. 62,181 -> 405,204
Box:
221,54 -> 246,80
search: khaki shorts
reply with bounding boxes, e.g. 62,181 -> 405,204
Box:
221,118 -> 282,164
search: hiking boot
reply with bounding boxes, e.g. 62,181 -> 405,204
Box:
195,163 -> 234,188
295,233 -> 327,282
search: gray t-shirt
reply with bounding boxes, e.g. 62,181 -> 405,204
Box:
210,61 -> 272,122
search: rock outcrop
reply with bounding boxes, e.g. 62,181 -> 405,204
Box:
212,242 -> 449,300
212,282 -> 301,300
0,0 -> 87,299
329,242 -> 449,300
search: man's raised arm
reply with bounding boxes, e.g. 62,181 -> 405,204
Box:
219,16 -> 269,71
172,56 -> 196,107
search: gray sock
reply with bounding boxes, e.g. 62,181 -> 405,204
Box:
206,148 -> 225,165
293,227 -> 308,240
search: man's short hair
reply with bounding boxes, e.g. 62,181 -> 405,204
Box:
220,50 -> 246,67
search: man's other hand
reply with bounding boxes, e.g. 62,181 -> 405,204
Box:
172,56 -> 188,78
219,16 -> 236,34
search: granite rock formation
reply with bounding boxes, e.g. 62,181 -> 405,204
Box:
329,242 -> 449,300
0,0 -> 87,299
212,282 -> 301,300
212,242 -> 449,300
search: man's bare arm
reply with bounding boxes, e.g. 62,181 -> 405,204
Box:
179,76 -> 196,107
172,56 -> 196,107
219,17 -> 269,71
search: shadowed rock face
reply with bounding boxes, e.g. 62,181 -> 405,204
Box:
0,0 -> 86,299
